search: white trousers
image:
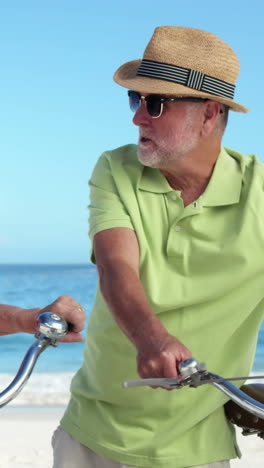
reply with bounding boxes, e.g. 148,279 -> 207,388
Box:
52,426 -> 231,468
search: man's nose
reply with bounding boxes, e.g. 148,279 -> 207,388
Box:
132,103 -> 151,127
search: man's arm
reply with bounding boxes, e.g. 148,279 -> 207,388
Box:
94,227 -> 192,380
0,295 -> 85,342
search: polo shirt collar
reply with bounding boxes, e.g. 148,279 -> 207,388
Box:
138,167 -> 175,194
201,147 -> 242,207
138,147 -> 243,207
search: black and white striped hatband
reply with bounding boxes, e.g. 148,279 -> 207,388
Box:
137,59 -> 235,100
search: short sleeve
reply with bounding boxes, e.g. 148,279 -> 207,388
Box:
88,152 -> 134,261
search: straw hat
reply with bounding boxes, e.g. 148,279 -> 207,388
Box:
114,26 -> 249,113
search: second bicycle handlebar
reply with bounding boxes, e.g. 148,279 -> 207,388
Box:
0,312 -> 68,408
123,358 -> 264,437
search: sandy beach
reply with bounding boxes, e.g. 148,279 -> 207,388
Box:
0,406 -> 263,468
0,407 -> 63,468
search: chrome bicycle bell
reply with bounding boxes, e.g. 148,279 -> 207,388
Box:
35,312 -> 68,340
179,358 -> 207,377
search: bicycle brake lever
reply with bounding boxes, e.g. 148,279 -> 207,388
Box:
192,373 -> 264,386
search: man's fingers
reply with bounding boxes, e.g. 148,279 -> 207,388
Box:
61,332 -> 85,343
163,354 -> 178,378
39,295 -> 86,334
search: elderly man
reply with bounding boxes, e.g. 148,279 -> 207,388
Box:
53,27 -> 264,468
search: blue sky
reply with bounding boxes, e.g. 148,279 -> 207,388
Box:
1,1 -> 263,263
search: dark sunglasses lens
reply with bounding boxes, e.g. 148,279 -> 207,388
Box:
146,95 -> 162,117
128,91 -> 140,112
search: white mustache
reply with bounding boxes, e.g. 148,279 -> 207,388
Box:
139,132 -> 154,141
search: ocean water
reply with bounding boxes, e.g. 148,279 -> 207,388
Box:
0,263 -> 264,406
0,264 -> 97,373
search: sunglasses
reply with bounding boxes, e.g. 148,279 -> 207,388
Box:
128,90 -> 207,118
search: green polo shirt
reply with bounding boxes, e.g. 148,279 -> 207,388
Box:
61,145 -> 264,468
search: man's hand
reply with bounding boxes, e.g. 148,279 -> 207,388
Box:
21,295 -> 86,342
136,333 -> 192,388
39,295 -> 85,342
0,296 -> 85,340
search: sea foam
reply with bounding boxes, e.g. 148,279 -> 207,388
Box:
0,372 -> 74,406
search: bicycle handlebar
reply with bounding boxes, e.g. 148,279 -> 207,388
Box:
2,328 -> 264,439
0,312 -> 68,408
123,358 -> 264,438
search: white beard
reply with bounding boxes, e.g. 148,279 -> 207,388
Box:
137,110 -> 201,169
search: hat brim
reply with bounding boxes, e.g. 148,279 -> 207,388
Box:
114,60 -> 249,113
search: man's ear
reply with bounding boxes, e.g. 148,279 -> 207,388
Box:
201,100 -> 221,136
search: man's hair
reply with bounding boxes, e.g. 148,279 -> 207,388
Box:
218,104 -> 229,132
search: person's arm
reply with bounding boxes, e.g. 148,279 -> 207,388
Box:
0,295 -> 85,342
94,227 -> 192,380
